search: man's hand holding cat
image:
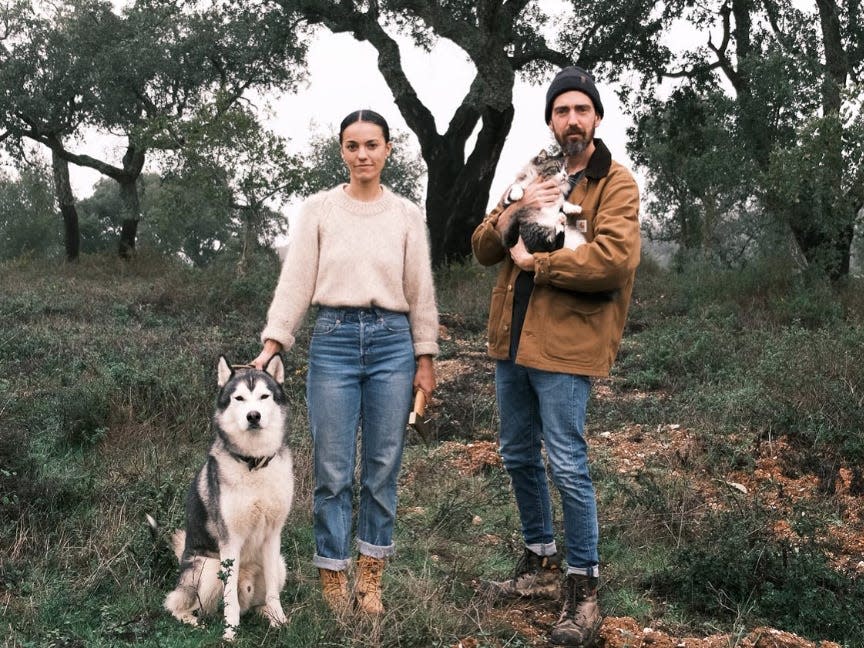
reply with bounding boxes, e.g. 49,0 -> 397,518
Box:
519,178 -> 561,210
496,177 -> 560,239
509,236 -> 536,271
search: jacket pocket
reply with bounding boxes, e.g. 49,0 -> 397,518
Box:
538,293 -> 611,361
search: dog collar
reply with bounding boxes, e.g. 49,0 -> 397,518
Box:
230,452 -> 275,471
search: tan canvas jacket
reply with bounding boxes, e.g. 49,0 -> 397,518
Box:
471,139 -> 640,377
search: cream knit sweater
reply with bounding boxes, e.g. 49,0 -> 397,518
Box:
261,185 -> 439,357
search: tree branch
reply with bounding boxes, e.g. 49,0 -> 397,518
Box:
708,2 -> 744,93
510,42 -> 571,70
292,0 -> 442,156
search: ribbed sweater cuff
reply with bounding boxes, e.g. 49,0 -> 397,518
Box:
413,342 -> 439,357
260,325 -> 296,352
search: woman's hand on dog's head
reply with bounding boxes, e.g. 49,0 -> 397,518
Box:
251,339 -> 284,370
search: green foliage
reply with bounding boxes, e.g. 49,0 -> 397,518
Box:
77,167 -> 285,266
143,165 -> 235,266
77,177 -> 128,254
434,259 -> 497,333
747,325 -> 864,464
0,163 -> 60,260
160,103 -> 298,259
628,84 -> 763,266
764,112 -> 864,278
624,0 -> 864,281
649,504 -> 864,644
617,256 -> 863,469
0,0 -> 309,257
2,254 -> 864,646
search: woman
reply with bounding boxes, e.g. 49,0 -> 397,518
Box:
252,109 -> 438,615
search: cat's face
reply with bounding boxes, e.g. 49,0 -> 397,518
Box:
530,152 -> 565,179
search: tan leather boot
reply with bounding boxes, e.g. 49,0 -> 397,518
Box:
354,554 -> 386,615
550,574 -> 602,646
319,568 -> 349,613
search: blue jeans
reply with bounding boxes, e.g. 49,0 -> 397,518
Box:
496,359 -> 599,576
307,307 -> 415,571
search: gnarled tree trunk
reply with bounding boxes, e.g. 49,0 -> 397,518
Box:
117,146 -> 146,258
51,147 -> 80,262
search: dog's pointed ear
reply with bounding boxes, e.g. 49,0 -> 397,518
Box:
217,356 -> 233,387
264,354 -> 285,384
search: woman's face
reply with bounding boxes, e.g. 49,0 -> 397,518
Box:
340,121 -> 392,184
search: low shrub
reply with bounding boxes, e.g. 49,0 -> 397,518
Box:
649,503 -> 864,645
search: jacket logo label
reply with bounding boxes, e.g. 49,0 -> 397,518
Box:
575,219 -> 588,233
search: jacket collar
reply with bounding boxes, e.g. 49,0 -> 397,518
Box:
584,138 -> 612,180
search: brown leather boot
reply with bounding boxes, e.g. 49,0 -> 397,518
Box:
319,568 -> 349,613
487,548 -> 563,598
550,574 -> 602,646
354,554 -> 386,615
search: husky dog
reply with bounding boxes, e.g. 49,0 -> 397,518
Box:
503,149 -> 586,253
163,355 -> 294,641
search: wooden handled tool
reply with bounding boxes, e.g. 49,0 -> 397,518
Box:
408,389 -> 431,441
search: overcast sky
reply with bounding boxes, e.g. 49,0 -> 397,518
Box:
270,32 -> 638,202
67,28 -> 641,219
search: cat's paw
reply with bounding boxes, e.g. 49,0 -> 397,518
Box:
507,184 -> 524,202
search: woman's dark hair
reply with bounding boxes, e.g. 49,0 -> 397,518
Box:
339,109 -> 390,143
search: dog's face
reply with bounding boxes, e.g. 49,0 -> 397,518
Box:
214,356 -> 288,452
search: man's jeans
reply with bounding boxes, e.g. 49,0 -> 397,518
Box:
307,307 -> 415,571
496,358 -> 599,576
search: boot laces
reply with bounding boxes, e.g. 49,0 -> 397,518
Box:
513,548 -> 542,578
560,575 -> 597,619
357,556 -> 384,593
320,569 -> 347,597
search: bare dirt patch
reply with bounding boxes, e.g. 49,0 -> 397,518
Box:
432,348 -> 862,648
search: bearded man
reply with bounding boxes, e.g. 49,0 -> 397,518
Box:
471,66 -> 641,647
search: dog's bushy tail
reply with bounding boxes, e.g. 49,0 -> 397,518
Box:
137,514 -> 180,589
146,514 -> 185,562
145,513 -> 159,541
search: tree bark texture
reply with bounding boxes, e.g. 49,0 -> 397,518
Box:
51,148 -> 80,262
117,146 -> 146,258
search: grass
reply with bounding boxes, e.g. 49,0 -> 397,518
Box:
1,250 -> 863,646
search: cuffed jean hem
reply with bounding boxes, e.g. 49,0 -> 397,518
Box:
566,565 -> 599,578
526,541 -> 558,557
357,539 -> 395,559
313,554 -> 351,572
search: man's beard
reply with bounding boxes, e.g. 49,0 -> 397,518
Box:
555,126 -> 593,157
561,138 -> 588,156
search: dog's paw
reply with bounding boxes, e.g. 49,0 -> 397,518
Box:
261,599 -> 288,627
176,613 -> 199,627
223,625 -> 237,642
268,613 -> 288,628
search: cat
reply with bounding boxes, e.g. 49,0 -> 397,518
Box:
502,149 -> 587,253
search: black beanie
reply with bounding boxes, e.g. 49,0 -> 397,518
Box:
544,66 -> 604,122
